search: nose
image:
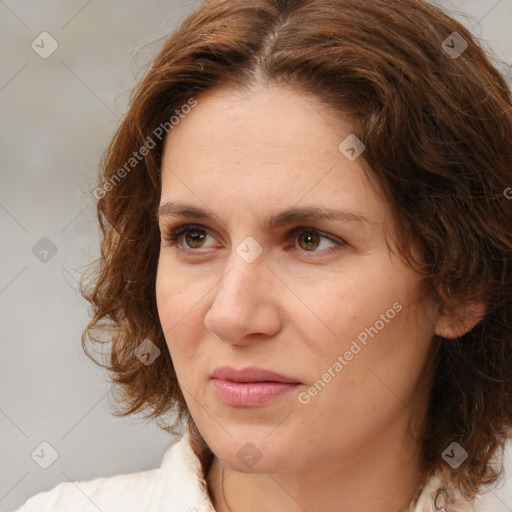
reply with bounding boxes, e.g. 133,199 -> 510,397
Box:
204,253 -> 282,346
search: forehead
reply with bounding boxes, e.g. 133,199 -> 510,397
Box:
162,83 -> 351,166
159,83 -> 388,228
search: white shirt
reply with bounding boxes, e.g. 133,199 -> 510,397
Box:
13,428 -> 482,512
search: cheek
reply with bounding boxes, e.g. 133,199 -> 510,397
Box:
323,300 -> 433,415
155,269 -> 175,335
291,265 -> 411,358
156,258 -> 202,325
296,264 -> 433,399
156,263 -> 200,359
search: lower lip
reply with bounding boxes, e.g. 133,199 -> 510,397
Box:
211,379 -> 300,407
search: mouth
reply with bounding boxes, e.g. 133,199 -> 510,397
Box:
210,366 -> 302,407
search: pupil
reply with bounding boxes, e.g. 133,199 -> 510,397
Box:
186,231 -> 205,248
299,231 -> 319,250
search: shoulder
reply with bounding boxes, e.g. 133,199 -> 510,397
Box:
13,431 -> 204,512
14,466 -> 161,512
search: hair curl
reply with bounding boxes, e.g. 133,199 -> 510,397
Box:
80,0 -> 512,501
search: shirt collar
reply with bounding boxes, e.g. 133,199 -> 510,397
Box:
157,428 -> 216,512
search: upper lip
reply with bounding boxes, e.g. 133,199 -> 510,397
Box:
211,366 -> 301,384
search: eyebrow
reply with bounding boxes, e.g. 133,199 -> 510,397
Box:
157,202 -> 370,229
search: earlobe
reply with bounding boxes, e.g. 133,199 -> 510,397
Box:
434,301 -> 487,339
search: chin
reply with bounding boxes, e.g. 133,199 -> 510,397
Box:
210,433 -> 299,474
221,452 -> 292,474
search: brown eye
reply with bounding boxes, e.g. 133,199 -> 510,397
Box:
289,227 -> 345,255
164,224 -> 345,256
184,230 -> 207,248
297,230 -> 321,251
163,224 -> 215,250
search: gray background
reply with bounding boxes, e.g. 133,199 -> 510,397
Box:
0,1 -> 511,511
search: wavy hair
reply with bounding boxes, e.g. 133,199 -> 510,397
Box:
80,0 -> 512,501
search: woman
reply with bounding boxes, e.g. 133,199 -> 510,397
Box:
15,0 -> 512,511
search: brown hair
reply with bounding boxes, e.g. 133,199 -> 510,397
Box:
80,0 -> 512,501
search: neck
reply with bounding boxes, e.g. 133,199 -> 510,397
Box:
206,414 -> 425,512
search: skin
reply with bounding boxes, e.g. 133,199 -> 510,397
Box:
155,83 -> 482,512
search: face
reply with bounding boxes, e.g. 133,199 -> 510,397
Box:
155,83 -> 440,474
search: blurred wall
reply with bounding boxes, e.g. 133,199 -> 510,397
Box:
1,1 -> 511,511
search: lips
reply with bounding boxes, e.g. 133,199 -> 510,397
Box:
210,366 -> 302,407
210,366 -> 301,384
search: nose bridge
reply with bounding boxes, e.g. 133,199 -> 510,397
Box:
217,246 -> 266,306
215,229 -> 266,294
205,245 -> 281,342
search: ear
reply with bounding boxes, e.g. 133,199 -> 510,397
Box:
434,301 -> 486,339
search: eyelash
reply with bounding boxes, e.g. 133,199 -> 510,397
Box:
161,223 -> 346,256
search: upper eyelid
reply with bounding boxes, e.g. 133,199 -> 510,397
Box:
162,222 -> 222,241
